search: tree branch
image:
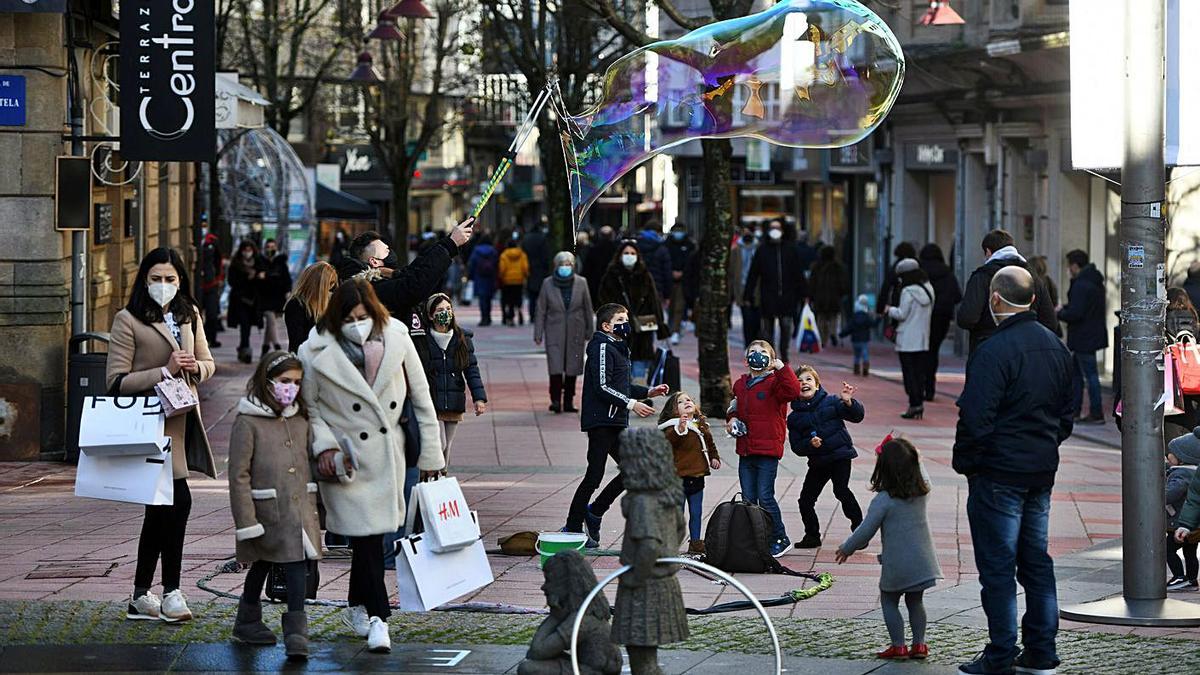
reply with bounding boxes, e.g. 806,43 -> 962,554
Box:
655,0 -> 710,31
580,0 -> 654,48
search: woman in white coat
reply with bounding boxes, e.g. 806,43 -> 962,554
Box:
299,278 -> 444,653
885,258 -> 936,420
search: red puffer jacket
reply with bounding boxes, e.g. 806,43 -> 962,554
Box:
731,366 -> 801,459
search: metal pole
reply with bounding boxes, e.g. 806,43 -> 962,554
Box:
1060,0 -> 1200,628
67,12 -> 86,336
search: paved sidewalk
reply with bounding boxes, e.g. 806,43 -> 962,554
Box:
0,306 -> 1195,673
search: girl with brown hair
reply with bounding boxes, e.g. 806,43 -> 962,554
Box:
284,261 -> 338,352
227,351 -> 319,660
657,391 -> 721,553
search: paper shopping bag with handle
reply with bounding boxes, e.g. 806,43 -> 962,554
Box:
409,477 -> 480,553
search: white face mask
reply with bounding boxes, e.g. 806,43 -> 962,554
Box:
344,318 -> 374,345
988,293 -> 1032,327
148,282 -> 178,308
621,253 -> 638,269
767,229 -> 783,241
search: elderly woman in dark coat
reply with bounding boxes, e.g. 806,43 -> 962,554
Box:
598,240 -> 669,381
535,251 -> 594,413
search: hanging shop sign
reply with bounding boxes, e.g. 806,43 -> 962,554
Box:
119,0 -> 216,161
904,142 -> 958,171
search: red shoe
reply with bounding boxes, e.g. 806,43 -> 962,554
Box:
910,643 -> 929,659
876,645 -> 909,660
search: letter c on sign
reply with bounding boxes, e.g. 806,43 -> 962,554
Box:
138,96 -> 194,141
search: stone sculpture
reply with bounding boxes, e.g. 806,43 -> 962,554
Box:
518,549 -> 622,675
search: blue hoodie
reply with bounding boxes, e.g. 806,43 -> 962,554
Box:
787,388 -> 864,466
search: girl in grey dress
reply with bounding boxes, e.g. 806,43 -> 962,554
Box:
836,437 -> 942,661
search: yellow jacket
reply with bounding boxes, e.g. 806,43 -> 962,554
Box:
499,246 -> 530,286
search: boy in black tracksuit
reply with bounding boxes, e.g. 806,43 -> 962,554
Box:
565,303 -> 669,546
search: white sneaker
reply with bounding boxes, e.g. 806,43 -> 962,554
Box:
343,604 -> 370,637
366,616 -> 391,653
670,332 -> 681,345
159,589 -> 193,623
126,591 -> 161,620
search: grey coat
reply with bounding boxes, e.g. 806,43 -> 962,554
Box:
839,488 -> 943,593
228,398 -> 321,564
534,276 -> 594,377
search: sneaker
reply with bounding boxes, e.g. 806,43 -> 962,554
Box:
583,505 -> 603,543
794,534 -> 822,549
343,605 -> 371,637
769,537 -> 790,558
366,616 -> 391,653
159,589 -> 193,623
126,591 -> 161,621
560,525 -> 599,549
876,645 -> 909,660
911,643 -> 929,659
1013,651 -> 1059,675
670,332 -> 681,345
958,653 -> 1015,675
1166,576 -> 1197,592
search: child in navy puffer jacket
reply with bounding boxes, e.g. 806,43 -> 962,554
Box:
839,294 -> 879,377
787,364 -> 865,549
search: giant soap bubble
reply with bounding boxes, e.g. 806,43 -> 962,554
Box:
561,0 -> 904,225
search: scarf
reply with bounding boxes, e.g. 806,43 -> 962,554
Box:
554,274 -> 574,309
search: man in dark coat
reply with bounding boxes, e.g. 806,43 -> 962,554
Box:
259,238 -> 292,353
583,226 -> 618,304
744,218 -> 807,363
876,242 -> 917,316
956,229 -> 1059,354
522,219 -> 553,323
664,222 -> 697,342
953,266 -> 1074,675
919,243 -> 963,400
337,218 -> 474,327
1057,249 -> 1108,424
636,221 -> 674,302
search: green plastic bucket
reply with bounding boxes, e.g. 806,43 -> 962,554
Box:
536,532 -> 588,567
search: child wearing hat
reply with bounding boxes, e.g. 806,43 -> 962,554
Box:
1166,430 -> 1200,591
840,294 -> 880,377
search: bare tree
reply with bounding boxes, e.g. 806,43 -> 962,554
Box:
582,0 -> 753,417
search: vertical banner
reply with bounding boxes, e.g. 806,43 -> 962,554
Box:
119,0 -> 215,161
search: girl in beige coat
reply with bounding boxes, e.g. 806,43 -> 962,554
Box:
105,248 -> 216,625
228,351 -> 320,659
299,279 -> 444,653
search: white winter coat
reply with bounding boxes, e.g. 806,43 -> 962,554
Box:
887,282 -> 935,353
299,318 -> 445,537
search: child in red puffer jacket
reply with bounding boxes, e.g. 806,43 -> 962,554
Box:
725,339 -> 801,557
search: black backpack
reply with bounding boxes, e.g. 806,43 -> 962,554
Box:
704,494 -> 792,575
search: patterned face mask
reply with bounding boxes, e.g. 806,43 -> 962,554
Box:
271,380 -> 300,407
434,309 -> 453,326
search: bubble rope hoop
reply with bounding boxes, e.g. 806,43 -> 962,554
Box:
569,557 -> 782,675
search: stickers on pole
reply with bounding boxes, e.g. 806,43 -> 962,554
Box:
1128,245 -> 1145,269
1158,263 -> 1167,300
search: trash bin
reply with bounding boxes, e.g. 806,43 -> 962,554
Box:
66,332 -> 110,463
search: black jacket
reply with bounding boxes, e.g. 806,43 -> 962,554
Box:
336,238 -> 459,320
787,388 -> 864,466
953,312 -> 1075,487
665,235 -> 696,273
597,262 -> 669,362
1057,264 -> 1109,352
580,331 -> 649,432
636,233 -> 674,300
745,241 -> 808,317
583,238 -> 618,303
260,253 -> 292,313
412,328 -> 487,414
956,256 -> 1060,353
839,310 -> 878,343
521,230 -> 552,292
284,297 -> 314,353
226,256 -> 265,329
921,259 -> 962,320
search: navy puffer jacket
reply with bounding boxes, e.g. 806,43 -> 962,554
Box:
787,388 -> 865,466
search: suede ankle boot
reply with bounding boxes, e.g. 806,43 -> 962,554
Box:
282,610 -> 308,660
231,598 -> 277,645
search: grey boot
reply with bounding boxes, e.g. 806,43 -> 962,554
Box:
627,646 -> 662,675
282,610 -> 308,660
231,598 -> 277,645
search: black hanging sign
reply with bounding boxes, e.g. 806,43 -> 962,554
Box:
119,0 -> 216,161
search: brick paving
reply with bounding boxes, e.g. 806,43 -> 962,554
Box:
0,305 -> 1197,671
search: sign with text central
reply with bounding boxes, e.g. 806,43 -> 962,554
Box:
119,0 -> 216,161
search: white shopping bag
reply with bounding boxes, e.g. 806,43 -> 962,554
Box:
79,396 -> 168,457
75,445 -> 174,505
409,477 -> 480,553
395,512 -> 493,611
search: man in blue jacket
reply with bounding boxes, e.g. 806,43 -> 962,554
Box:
565,303 -> 669,547
954,266 -> 1075,675
1057,249 -> 1108,424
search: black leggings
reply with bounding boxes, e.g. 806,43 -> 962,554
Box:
134,478 -> 192,594
797,459 -> 863,539
243,560 -> 307,612
898,351 -> 928,408
348,534 -> 391,620
566,427 -> 623,532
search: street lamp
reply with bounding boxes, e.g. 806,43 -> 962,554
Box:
385,0 -> 433,19
368,12 -> 405,41
348,50 -> 382,83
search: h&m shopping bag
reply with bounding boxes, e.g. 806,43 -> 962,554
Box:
395,512 -> 493,611
75,445 -> 174,505
154,368 -> 198,418
409,477 -> 480,553
1170,341 -> 1200,395
1164,351 -> 1186,417
78,396 -> 168,457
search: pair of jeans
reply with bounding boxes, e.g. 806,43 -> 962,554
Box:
349,534 -> 391,620
761,314 -> 793,362
566,427 -> 624,532
526,287 -> 540,323
852,341 -> 869,365
682,477 -> 705,541
243,560 -> 306,612
797,458 -> 863,539
738,455 -> 787,540
898,351 -> 928,408
669,281 -> 687,333
740,304 -> 761,348
134,478 -> 191,594
926,315 -> 951,398
966,475 -> 1059,669
501,285 -> 524,323
382,467 -> 420,571
1072,351 -> 1103,417
1166,535 -> 1199,580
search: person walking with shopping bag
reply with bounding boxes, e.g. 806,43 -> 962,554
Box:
107,248 -> 217,624
299,278 -> 444,654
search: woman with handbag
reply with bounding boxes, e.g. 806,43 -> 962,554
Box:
228,239 -> 267,364
534,251 -> 594,413
106,248 -> 217,624
598,240 -> 669,382
299,278 -> 444,654
884,259 -> 936,420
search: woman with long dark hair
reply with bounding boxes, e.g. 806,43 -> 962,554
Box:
918,244 -> 962,400
413,292 -> 488,468
106,248 -> 217,624
598,240 -> 668,380
885,259 -> 935,419
228,240 -> 267,363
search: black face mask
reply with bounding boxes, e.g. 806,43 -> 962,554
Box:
612,322 -> 632,340
382,250 -> 401,270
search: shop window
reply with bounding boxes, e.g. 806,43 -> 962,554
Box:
686,165 -> 702,202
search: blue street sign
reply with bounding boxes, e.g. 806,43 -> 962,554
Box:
0,76 -> 26,127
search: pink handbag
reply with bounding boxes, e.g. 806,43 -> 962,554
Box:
155,367 -> 198,418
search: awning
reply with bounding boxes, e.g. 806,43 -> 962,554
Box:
316,182 -> 376,219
